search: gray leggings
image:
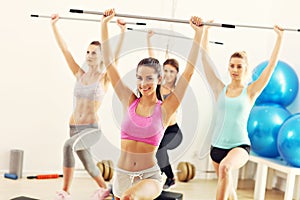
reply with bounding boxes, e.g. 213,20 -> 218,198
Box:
63,124 -> 101,177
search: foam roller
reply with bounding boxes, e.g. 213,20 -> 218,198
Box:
4,173 -> 18,180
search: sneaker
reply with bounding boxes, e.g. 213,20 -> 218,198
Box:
91,187 -> 110,200
55,190 -> 71,200
163,178 -> 175,189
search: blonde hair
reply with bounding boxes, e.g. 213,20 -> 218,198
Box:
229,51 -> 252,83
229,51 -> 248,67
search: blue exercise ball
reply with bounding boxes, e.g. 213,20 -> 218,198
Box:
277,113 -> 300,167
252,60 -> 299,106
247,103 -> 291,158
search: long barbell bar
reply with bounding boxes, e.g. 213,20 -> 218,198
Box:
30,14 -> 146,25
70,9 -> 300,32
127,27 -> 223,45
127,27 -> 190,39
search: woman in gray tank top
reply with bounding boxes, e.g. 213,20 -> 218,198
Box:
51,14 -> 126,200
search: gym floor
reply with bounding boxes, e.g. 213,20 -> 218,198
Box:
0,176 -> 284,200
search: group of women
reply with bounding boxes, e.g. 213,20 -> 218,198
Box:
51,8 -> 284,200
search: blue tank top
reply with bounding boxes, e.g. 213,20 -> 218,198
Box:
211,85 -> 251,148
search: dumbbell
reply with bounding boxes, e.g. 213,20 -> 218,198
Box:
97,160 -> 114,181
176,161 -> 215,182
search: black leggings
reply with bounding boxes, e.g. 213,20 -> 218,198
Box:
210,144 -> 251,164
156,123 -> 183,179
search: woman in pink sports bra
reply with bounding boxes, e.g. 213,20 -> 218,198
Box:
51,14 -> 126,200
101,8 -> 204,200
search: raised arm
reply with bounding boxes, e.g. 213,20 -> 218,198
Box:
103,18 -> 126,87
147,30 -> 155,58
147,30 -> 169,60
101,9 -> 135,107
248,25 -> 284,103
114,18 -> 126,66
201,21 -> 224,99
51,14 -> 83,77
163,16 -> 204,115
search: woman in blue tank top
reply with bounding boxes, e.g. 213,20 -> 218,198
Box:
51,14 -> 126,200
201,22 -> 284,200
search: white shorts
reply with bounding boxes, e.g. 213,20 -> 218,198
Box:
112,165 -> 163,198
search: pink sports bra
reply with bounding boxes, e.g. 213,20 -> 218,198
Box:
121,98 -> 165,146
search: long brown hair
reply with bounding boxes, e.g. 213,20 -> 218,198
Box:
90,41 -> 101,47
163,58 -> 179,72
136,57 -> 163,101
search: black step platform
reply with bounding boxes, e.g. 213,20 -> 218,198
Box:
10,196 -> 39,200
155,191 -> 183,200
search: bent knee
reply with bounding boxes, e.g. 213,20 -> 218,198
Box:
218,163 -> 232,178
121,193 -> 135,200
63,141 -> 74,153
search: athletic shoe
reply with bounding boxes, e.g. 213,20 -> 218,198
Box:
91,187 -> 110,200
55,190 -> 71,200
163,178 -> 175,189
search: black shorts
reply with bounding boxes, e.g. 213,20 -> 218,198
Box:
210,144 -> 251,164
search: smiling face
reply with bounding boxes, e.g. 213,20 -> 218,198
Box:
163,64 -> 178,85
136,66 -> 161,97
85,44 -> 102,67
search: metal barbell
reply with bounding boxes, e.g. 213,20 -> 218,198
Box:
70,9 -> 300,32
30,14 -> 146,25
127,27 -> 223,45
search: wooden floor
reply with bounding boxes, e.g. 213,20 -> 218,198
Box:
0,176 -> 284,200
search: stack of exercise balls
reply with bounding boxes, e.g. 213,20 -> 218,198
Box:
247,60 -> 300,167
